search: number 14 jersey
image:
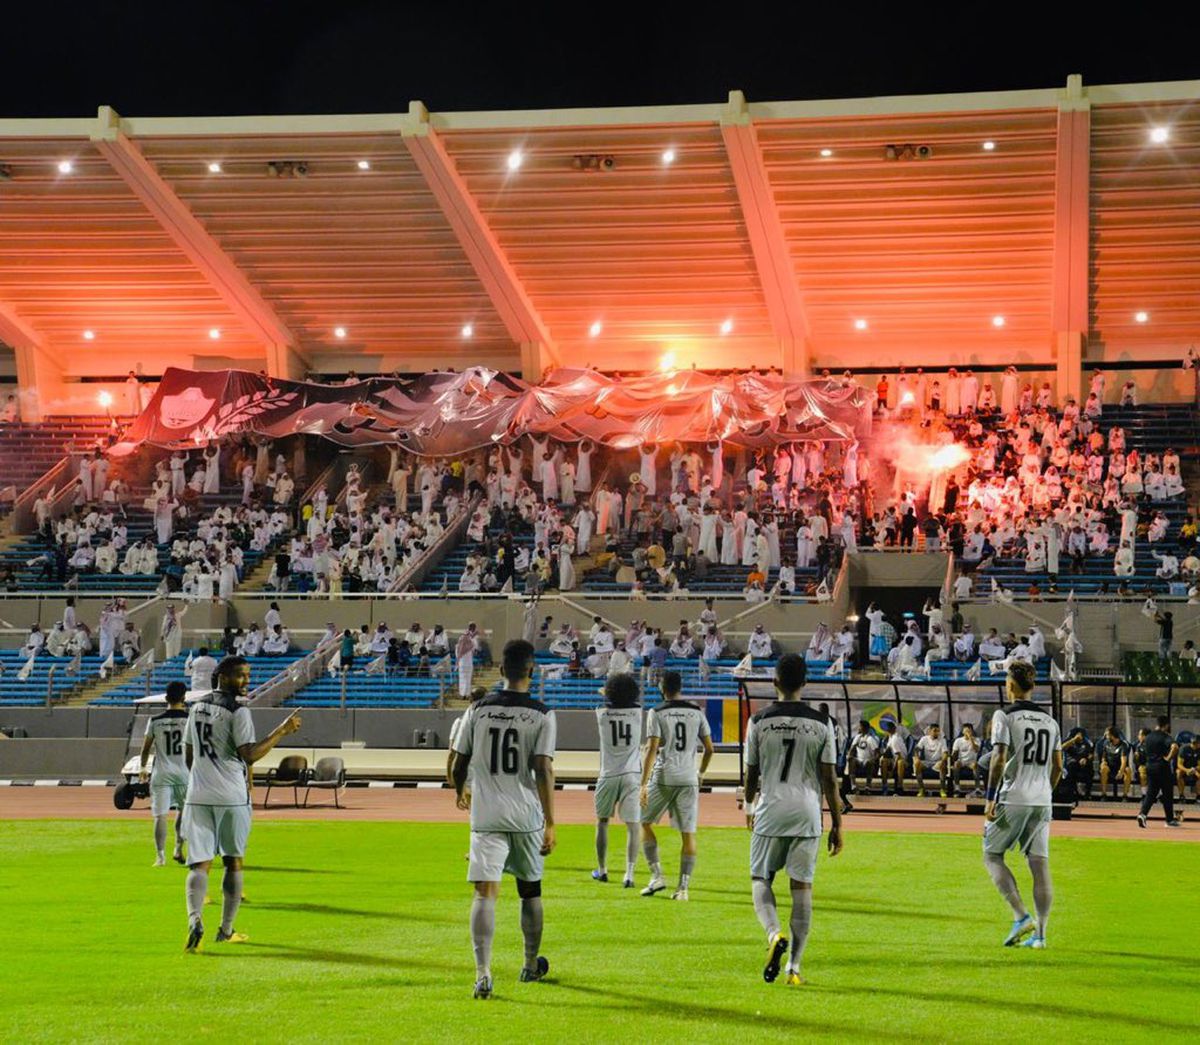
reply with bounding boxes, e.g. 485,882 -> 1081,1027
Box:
990,701 -> 1060,807
595,706 -> 643,777
454,691 -> 557,833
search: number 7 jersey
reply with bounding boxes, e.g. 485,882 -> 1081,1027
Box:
453,691 -> 557,833
990,701 -> 1061,807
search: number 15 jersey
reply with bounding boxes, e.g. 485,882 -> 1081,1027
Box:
454,691 -> 557,833
184,695 -> 255,806
990,701 -> 1060,807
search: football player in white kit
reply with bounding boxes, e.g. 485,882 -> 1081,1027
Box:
591,674 -> 643,888
982,661 -> 1062,950
139,680 -> 190,866
182,656 -> 302,952
639,670 -> 714,900
451,640 -> 557,1000
743,654 -> 843,986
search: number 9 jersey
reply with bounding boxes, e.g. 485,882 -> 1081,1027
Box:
990,701 -> 1061,806
453,691 -> 557,833
647,701 -> 711,786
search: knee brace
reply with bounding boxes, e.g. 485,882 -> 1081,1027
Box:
516,879 -> 542,900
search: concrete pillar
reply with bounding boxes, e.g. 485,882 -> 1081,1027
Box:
264,342 -> 308,381
14,343 -> 65,423
1055,331 -> 1084,405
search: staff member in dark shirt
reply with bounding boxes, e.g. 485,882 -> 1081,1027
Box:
1177,735 -> 1200,803
1097,727 -> 1132,801
1137,717 -> 1181,828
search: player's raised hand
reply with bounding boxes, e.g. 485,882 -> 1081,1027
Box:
540,824 -> 556,855
280,713 -> 302,735
827,825 -> 843,856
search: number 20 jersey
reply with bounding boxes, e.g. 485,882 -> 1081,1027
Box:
990,701 -> 1061,807
454,691 -> 557,833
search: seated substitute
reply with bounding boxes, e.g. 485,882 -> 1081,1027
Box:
950,723 -> 982,797
1061,728 -> 1094,799
1096,726 -> 1132,801
1177,735 -> 1200,802
845,720 -> 880,795
913,724 -> 950,798
878,721 -> 908,797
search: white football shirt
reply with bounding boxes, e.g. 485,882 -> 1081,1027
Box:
595,706 -> 643,778
990,701 -> 1060,807
648,701 -> 711,786
746,701 -> 836,838
184,695 -> 255,806
147,708 -> 189,787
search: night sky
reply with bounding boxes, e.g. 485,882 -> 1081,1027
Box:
4,3 -> 1198,118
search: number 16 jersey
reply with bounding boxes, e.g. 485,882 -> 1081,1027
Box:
454,691 -> 557,833
990,701 -> 1060,807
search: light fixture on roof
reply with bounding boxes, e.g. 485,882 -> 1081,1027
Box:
97,391 -> 113,409
506,150 -> 524,172
854,318 -> 868,331
1150,126 -> 1170,144
357,159 -> 371,171
720,318 -> 734,335
334,326 -> 347,339
82,329 -> 95,341
207,161 -> 222,173
982,140 -> 996,151
1135,310 -> 1149,323
208,327 -> 221,340
57,160 -> 73,174
992,315 -> 1006,327
461,323 -> 474,338
819,148 -> 834,158
589,321 -> 602,338
661,149 -> 676,165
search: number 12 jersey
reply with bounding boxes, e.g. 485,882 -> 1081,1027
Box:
990,701 -> 1060,807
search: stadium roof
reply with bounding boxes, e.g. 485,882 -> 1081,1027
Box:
1,75 -> 1198,381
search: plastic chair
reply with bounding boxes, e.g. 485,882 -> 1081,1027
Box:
263,754 -> 308,808
303,757 -> 346,809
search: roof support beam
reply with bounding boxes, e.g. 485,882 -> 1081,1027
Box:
720,91 -> 811,375
90,106 -> 305,378
0,302 -> 63,422
1050,75 -> 1091,404
402,102 -> 558,371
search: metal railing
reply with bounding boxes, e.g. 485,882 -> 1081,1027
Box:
247,636 -> 337,709
386,493 -> 480,594
11,455 -> 71,535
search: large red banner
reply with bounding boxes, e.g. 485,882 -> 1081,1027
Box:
114,366 -> 871,457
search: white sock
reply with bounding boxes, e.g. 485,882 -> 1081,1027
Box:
186,869 -> 208,925
1028,856 -> 1053,939
470,895 -> 495,979
644,838 -> 662,877
624,825 -> 639,881
154,817 -> 167,859
220,868 -> 243,934
594,820 -> 608,872
789,885 -> 812,971
984,853 -> 1028,919
752,878 -> 781,939
678,854 -> 695,889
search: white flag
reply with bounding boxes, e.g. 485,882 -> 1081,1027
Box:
1050,660 -> 1066,681
815,579 -> 831,603
431,655 -> 452,677
732,653 -> 754,677
987,657 -> 1010,675
364,653 -> 386,675
1141,597 -> 1158,620
99,650 -> 115,679
327,649 -> 342,677
827,653 -> 845,676
184,652 -> 194,674
697,657 -> 712,682
67,650 -> 82,675
997,587 -> 1014,605
16,654 -> 36,681
131,648 -> 155,674
966,658 -> 982,681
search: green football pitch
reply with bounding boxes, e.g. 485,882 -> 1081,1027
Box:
0,819 -> 1194,1042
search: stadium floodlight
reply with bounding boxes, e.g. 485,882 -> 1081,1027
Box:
982,141 -> 996,151
357,160 -> 371,170
1134,310 -> 1149,323
506,150 -> 523,171
461,323 -> 474,338
720,318 -> 734,335
57,160 -> 73,174
854,318 -> 868,331
207,162 -> 222,173
97,391 -> 113,409
819,148 -> 833,158
82,330 -> 95,341
992,315 -> 1006,327
334,326 -> 347,339
208,327 -> 221,339
589,321 -> 602,337
1150,126 -> 1169,144
662,149 -> 676,165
